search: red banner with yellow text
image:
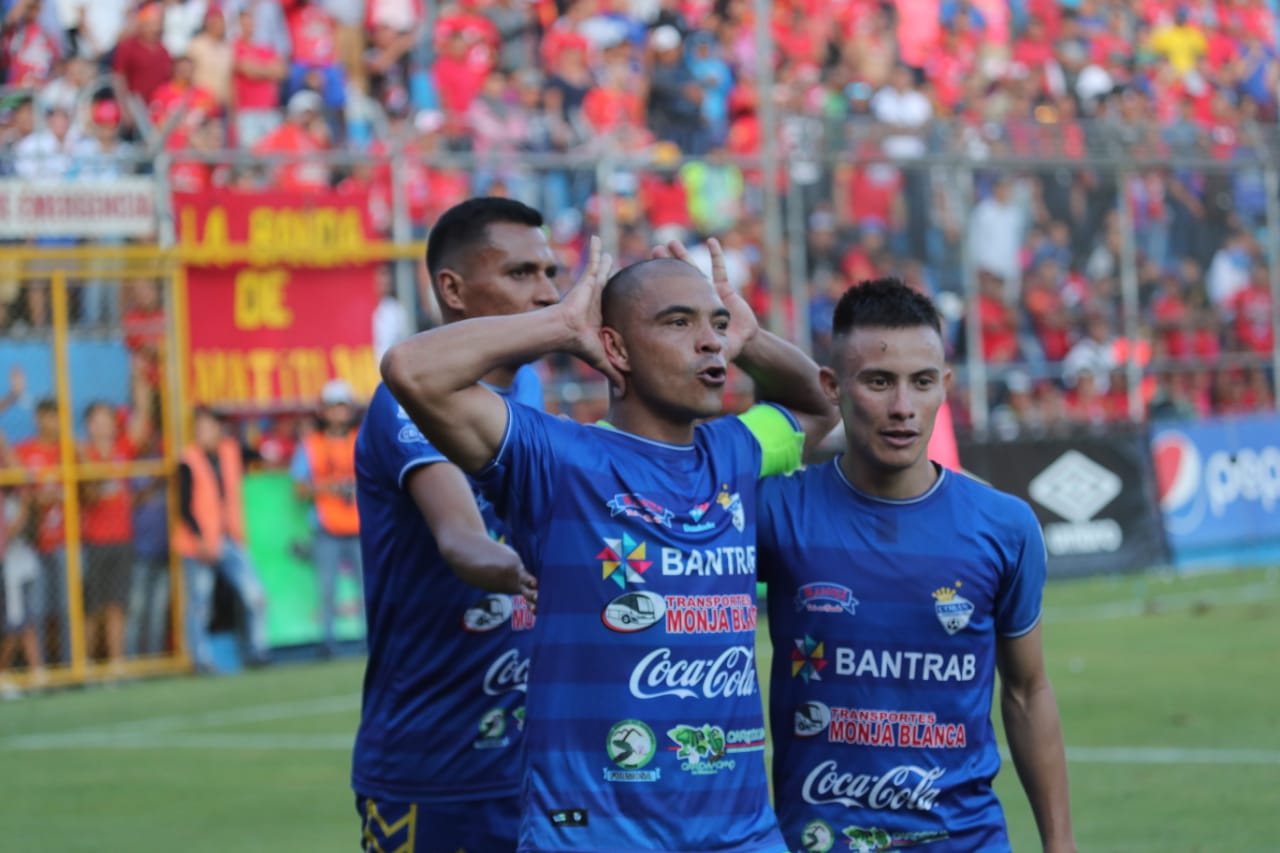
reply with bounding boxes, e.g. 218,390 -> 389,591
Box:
176,190 -> 381,409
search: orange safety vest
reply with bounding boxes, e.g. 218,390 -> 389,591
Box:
174,438 -> 246,560
305,431 -> 360,536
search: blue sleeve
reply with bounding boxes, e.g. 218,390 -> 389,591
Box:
289,444 -> 311,484
994,501 -> 1048,638
366,385 -> 451,490
472,399 -> 574,558
754,474 -> 788,586
512,363 -> 546,412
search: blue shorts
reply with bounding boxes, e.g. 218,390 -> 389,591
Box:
355,794 -> 519,853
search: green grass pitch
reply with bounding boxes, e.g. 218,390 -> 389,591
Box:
1,567 -> 1277,852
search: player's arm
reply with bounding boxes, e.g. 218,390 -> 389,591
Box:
656,239 -> 837,455
406,462 -> 536,603
997,624 -> 1077,853
381,237 -> 618,474
734,328 -> 838,457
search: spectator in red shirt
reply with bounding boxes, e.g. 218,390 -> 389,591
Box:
113,2 -> 174,103
230,7 -> 286,149
976,269 -> 1021,363
254,90 -> 332,191
2,0 -> 59,86
150,55 -> 220,132
282,0 -> 345,110
12,399 -> 70,664
79,399 -> 149,671
433,25 -> 491,117
1228,268 -> 1274,356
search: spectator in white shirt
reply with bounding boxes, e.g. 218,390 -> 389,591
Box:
967,176 -> 1026,296
371,264 -> 410,364
870,65 -> 932,160
14,102 -> 82,179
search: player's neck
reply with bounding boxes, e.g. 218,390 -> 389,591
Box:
839,452 -> 939,501
481,364 -> 519,390
604,399 -> 696,446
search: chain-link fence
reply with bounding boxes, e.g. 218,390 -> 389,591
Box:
0,253 -> 183,689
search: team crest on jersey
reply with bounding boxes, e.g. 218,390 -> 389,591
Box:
932,583 -> 974,635
604,719 -> 661,782
606,493 -> 674,527
596,533 -> 652,589
461,594 -> 512,632
716,486 -> 745,532
794,701 -> 831,738
791,635 -> 828,683
796,582 -> 859,616
800,819 -> 836,853
474,707 -> 510,750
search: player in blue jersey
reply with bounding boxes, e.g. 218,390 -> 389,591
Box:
351,198 -> 556,853
382,237 -> 839,853
758,279 -> 1076,853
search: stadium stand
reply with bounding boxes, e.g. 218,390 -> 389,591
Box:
0,0 -> 1276,429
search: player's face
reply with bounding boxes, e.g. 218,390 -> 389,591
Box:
825,324 -> 950,480
612,271 -> 731,424
452,223 -> 560,319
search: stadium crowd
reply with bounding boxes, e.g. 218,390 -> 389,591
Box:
0,0 -> 1276,431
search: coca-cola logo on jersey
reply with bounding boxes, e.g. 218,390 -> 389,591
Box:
482,648 -> 529,695
801,760 -> 944,811
628,646 -> 757,700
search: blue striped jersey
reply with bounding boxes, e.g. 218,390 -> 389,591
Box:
351,367 -> 544,804
476,400 -> 800,853
758,461 -> 1046,853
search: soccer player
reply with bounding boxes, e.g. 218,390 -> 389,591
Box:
351,198 -> 556,852
381,236 -> 838,852
758,279 -> 1076,853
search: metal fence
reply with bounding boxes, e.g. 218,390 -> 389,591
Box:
3,119 -> 1278,422
0,252 -> 184,688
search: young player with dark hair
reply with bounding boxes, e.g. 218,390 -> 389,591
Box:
759,278 -> 1076,853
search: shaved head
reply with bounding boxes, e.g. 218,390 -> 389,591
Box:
601,258 -> 702,329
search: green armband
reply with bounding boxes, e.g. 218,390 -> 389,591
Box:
736,404 -> 804,478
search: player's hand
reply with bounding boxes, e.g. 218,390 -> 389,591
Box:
490,543 -> 538,612
557,235 -> 623,388
652,237 -> 759,360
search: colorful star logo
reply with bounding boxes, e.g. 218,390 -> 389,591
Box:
791,635 -> 828,683
596,533 -> 652,589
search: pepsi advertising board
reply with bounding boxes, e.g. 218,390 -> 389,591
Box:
959,429 -> 1171,578
1151,413 -> 1280,555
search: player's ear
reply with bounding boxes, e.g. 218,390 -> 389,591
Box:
435,268 -> 467,315
600,326 -> 630,372
943,367 -> 954,395
819,366 -> 840,407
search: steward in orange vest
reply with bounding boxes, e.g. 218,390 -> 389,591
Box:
295,379 -> 360,537
175,408 -> 246,562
